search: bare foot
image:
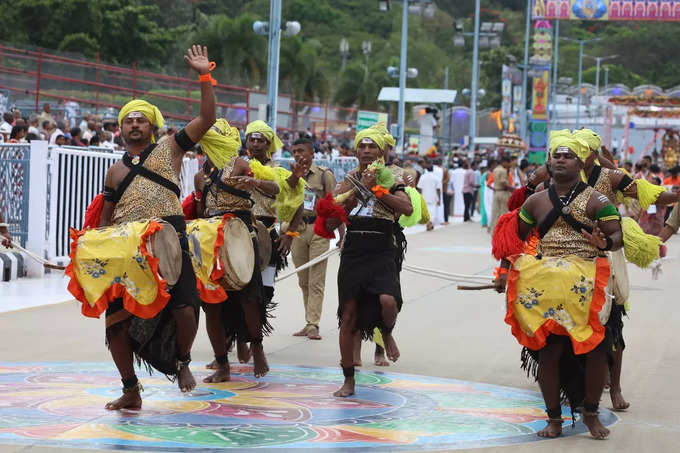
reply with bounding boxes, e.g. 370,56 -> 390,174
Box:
237,341 -> 252,364
306,326 -> 322,340
583,413 -> 610,439
105,390 -> 142,410
333,377 -> 355,397
382,332 -> 400,362
252,343 -> 269,378
205,359 -> 218,370
610,388 -> 630,411
537,420 -> 562,438
374,347 -> 389,366
293,325 -> 309,336
178,364 -> 196,392
203,364 -> 231,383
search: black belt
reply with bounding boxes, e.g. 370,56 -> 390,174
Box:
303,215 -> 317,224
257,216 -> 276,228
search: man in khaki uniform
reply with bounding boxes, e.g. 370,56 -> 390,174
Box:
290,138 -> 342,340
489,154 -> 513,232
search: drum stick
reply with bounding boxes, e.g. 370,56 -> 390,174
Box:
275,247 -> 340,282
456,284 -> 497,291
402,264 -> 492,281
9,241 -> 66,271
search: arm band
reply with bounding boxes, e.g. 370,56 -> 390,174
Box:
598,236 -> 613,252
174,128 -> 196,152
389,184 -> 406,195
617,174 -> 634,192
102,186 -> 116,202
519,206 -> 536,226
595,204 -> 621,222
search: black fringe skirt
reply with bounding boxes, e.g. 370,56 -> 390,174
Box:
337,217 -> 404,341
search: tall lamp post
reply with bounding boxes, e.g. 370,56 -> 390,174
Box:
253,0 -> 301,131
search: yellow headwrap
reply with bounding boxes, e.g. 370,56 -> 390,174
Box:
549,130 -> 590,163
245,120 -> 283,157
573,128 -> 602,152
370,122 -> 395,147
248,160 -> 306,223
353,127 -> 386,151
118,100 -> 165,129
199,119 -> 242,169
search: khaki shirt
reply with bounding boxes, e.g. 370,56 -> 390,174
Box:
302,164 -> 336,217
666,204 -> 680,233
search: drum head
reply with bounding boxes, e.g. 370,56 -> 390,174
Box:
149,220 -> 182,287
222,217 -> 255,289
255,220 -> 271,272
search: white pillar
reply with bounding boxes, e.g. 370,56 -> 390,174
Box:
26,140 -> 48,278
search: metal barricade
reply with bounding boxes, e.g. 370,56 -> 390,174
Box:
0,144 -> 30,246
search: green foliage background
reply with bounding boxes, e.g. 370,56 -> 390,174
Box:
0,0 -> 676,110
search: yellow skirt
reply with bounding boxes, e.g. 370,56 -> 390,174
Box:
505,254 -> 610,354
66,220 -> 170,319
186,215 -> 232,303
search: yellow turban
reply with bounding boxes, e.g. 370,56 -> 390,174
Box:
370,122 -> 395,147
245,120 -> 283,156
549,130 -> 590,163
199,119 -> 242,169
573,128 -> 602,152
118,100 -> 164,129
354,127 -> 386,151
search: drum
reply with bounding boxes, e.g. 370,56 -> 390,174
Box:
219,217 -> 256,290
146,220 -> 182,288
68,219 -> 181,319
255,220 -> 271,272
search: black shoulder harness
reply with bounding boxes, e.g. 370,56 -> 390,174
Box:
202,166 -> 254,206
110,144 -> 181,203
587,165 -> 602,188
537,182 -> 592,238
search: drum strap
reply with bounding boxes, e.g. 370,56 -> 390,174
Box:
587,165 -> 602,187
538,183 -> 592,238
111,144 -> 181,203
204,167 -> 255,206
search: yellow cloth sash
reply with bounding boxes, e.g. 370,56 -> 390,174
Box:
505,254 -> 610,354
186,215 -> 232,303
66,220 -> 170,319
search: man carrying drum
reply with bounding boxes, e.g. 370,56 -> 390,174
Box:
193,119 -> 279,381
288,137 -> 342,340
95,45 -> 216,410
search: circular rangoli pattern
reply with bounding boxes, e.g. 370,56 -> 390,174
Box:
0,362 -> 616,451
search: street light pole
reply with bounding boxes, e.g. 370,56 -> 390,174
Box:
520,0 -> 531,141
470,0 -> 481,151
576,40 -> 584,128
442,66 -> 449,149
266,0 -> 282,130
396,0 -> 408,153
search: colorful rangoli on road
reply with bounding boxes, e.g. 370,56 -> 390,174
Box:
0,362 -> 616,451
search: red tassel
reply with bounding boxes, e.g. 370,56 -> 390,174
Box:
507,186 -> 528,211
182,194 -> 197,220
83,194 -> 104,229
491,208 -> 526,260
313,194 -> 348,239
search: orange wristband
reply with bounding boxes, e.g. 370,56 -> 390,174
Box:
494,267 -> 508,279
371,185 -> 390,198
199,62 -> 218,85
285,231 -> 300,238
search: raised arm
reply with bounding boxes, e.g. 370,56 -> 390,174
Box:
172,45 -> 216,155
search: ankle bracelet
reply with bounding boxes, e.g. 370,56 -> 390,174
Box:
122,382 -> 143,394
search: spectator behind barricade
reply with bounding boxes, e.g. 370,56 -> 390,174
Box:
9,125 -> 27,142
70,127 -> 85,147
53,132 -> 67,146
39,103 -> 55,127
89,134 -> 101,147
41,121 -> 53,141
49,120 -> 66,145
11,109 -> 21,126
28,115 -> 41,139
623,160 -> 633,174
101,131 -> 116,150
0,112 -> 13,135
94,119 -> 104,136
82,119 -> 96,142
79,113 -> 90,132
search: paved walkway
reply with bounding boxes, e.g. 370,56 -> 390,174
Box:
0,220 -> 678,452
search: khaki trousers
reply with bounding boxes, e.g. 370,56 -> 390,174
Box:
489,191 -> 511,232
290,224 -> 331,327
